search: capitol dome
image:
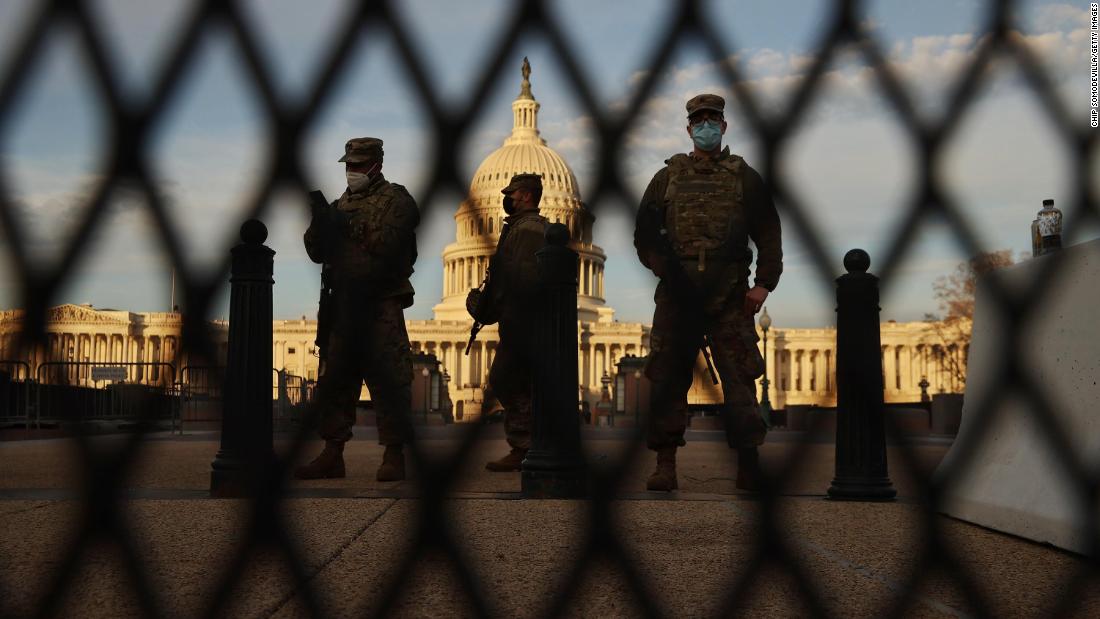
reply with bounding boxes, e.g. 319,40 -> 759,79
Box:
433,59 -> 610,323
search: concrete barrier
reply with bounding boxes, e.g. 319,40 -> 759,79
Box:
936,239 -> 1100,554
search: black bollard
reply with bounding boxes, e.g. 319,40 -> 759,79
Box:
522,223 -> 587,498
827,249 -> 896,501
211,220 -> 275,497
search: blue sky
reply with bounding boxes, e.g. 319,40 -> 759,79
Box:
0,0 -> 1095,327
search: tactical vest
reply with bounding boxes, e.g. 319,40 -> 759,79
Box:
662,152 -> 745,272
331,181 -> 417,294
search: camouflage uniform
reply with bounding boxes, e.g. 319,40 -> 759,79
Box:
472,174 -> 549,451
304,138 -> 420,447
635,138 -> 782,452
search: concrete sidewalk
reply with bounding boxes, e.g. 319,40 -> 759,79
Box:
0,428 -> 1096,618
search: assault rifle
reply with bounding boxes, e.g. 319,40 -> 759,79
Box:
465,222 -> 511,354
465,266 -> 491,356
309,190 -> 336,367
652,226 -> 720,385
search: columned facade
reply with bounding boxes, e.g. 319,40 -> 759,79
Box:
0,304 -> 201,387
0,305 -> 966,408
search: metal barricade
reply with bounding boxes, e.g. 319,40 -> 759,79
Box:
178,366 -> 224,433
274,368 -> 311,428
33,361 -> 177,427
0,360 -> 32,426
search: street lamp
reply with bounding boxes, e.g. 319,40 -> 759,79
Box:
442,369 -> 452,420
600,371 -> 612,427
758,306 -> 773,425
633,370 -> 642,426
421,367 -> 430,423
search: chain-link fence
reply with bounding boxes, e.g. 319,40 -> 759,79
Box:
0,0 -> 1097,617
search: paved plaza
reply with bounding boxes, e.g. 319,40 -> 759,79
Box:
0,427 -> 1096,618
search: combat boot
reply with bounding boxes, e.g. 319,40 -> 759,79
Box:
376,444 -> 406,482
294,440 -> 346,479
485,447 -> 527,472
646,446 -> 678,492
736,447 -> 763,492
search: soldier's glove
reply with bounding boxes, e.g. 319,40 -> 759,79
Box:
465,288 -> 482,318
466,288 -> 501,324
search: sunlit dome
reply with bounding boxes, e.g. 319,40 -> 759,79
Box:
433,58 -> 609,324
466,60 -> 581,209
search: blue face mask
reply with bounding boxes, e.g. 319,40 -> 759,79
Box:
691,120 -> 722,151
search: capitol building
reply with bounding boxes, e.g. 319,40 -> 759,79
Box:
0,62 -> 968,418
406,60 -> 646,419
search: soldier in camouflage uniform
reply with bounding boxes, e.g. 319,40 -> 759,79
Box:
634,94 -> 783,492
295,137 -> 420,482
466,174 -> 549,471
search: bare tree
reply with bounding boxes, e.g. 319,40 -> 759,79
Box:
923,250 -> 1016,387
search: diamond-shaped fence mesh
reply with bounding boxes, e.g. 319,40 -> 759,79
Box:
0,0 -> 1097,617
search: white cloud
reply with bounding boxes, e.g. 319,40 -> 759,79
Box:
1028,3 -> 1089,33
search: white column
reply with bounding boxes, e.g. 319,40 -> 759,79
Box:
452,342 -> 461,387
763,336 -> 776,403
796,350 -> 804,391
471,343 -> 480,386
883,345 -> 897,395
459,342 -> 468,387
809,351 -> 818,395
455,342 -> 464,387
578,344 -> 587,389
482,342 -> 490,386
591,344 -> 598,390
898,345 -> 910,393
587,344 -> 596,392
465,342 -> 473,386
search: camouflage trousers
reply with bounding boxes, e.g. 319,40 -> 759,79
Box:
645,282 -> 767,450
313,296 -> 414,446
486,319 -> 534,450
